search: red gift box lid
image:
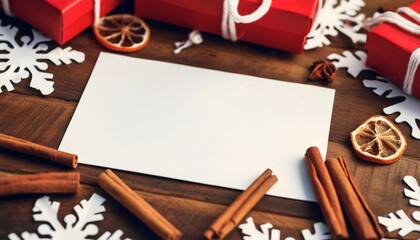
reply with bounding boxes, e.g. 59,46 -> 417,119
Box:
1,0 -> 125,44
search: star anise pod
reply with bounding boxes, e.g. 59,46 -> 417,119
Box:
309,60 -> 337,83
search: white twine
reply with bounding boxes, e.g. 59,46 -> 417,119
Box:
364,8 -> 420,35
2,0 -> 13,17
94,0 -> 100,26
404,48 -> 420,95
221,0 -> 272,41
364,7 -> 420,95
174,30 -> 203,54
399,6 -> 420,23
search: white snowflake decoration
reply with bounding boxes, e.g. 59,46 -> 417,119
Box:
0,20 -> 84,95
404,176 -> 420,208
239,217 -> 330,240
378,176 -> 420,237
305,0 -> 367,50
8,193 -> 131,240
326,50 -> 371,77
327,50 -> 420,139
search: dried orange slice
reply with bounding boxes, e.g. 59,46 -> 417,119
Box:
93,14 -> 150,52
350,115 -> 407,164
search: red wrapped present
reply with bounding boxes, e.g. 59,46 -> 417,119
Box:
0,0 -> 126,44
365,1 -> 420,98
135,0 -> 320,54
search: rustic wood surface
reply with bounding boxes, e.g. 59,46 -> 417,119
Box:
0,0 -> 419,239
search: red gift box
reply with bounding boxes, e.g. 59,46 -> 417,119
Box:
366,1 -> 420,98
135,0 -> 320,54
0,0 -> 125,44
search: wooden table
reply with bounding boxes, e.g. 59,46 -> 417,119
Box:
0,0 -> 419,239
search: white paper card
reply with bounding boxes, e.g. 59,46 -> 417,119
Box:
60,52 -> 335,202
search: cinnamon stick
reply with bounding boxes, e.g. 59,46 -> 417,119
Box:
204,169 -> 277,240
326,157 -> 384,240
0,172 -> 79,196
305,147 -> 348,240
97,169 -> 181,240
0,133 -> 78,168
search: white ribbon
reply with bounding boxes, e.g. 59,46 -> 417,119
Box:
399,6 -> 420,23
2,0 -> 13,17
364,7 -> 420,35
364,7 -> 420,95
404,48 -> 420,95
94,0 -> 100,26
221,0 -> 272,41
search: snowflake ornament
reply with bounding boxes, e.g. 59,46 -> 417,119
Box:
327,50 -> 420,139
0,20 -> 84,95
239,217 -> 330,240
8,193 -> 131,240
378,176 -> 420,237
304,0 -> 367,50
404,176 -> 420,208
378,210 -> 420,237
326,50 -> 371,78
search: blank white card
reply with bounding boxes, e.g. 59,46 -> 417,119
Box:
60,52 -> 335,202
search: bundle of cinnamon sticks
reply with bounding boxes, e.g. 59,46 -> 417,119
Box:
204,169 -> 277,240
0,133 -> 80,196
95,168 -> 276,240
305,147 -> 383,240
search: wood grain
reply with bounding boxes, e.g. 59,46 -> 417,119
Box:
0,0 -> 419,239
